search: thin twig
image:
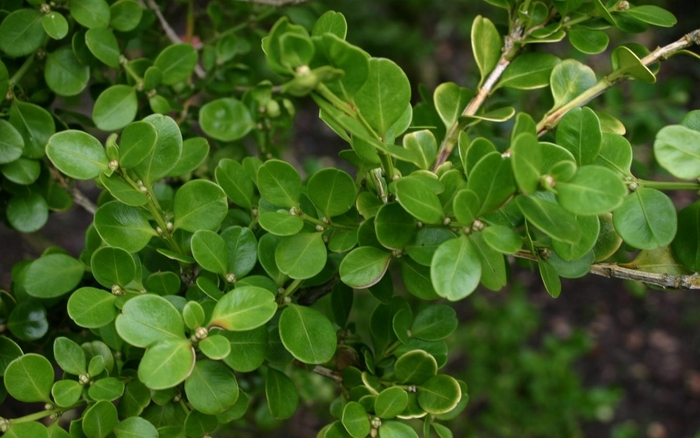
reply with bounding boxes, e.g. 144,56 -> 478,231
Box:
49,167 -> 97,215
141,0 -> 206,79
514,250 -> 700,290
535,28 -> 700,136
312,366 -> 343,384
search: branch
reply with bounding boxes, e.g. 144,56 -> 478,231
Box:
514,250 -> 700,290
141,0 -> 206,79
536,28 -> 700,136
49,167 -> 97,215
296,277 -> 337,306
311,366 -> 343,384
433,26 -> 524,171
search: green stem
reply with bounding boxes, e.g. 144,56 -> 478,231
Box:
121,58 -> 144,88
11,404 -> 82,424
536,78 -> 612,135
637,180 -> 700,191
301,213 -> 356,231
8,54 -> 36,89
280,278 -> 303,300
315,84 -> 356,117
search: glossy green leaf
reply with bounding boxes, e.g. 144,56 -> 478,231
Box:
317,33 -> 369,98
417,374 -> 461,414
470,232 -> 507,291
4,354 -> 53,402
116,294 -> 185,348
93,85 -> 138,131
3,422 -> 48,438
552,214 -> 600,261
568,27 -> 609,54
375,202 -> 417,250
222,326 -> 268,372
375,387 -> 409,419
117,121 -> 157,169
23,253 -> 84,299
113,417 -> 158,438
0,119 -> 23,164
595,133 -> 633,175
308,168 -> 356,218
511,132 -> 542,194
354,58 -> 411,137
434,82 -> 473,129
85,27 -> 120,67
341,402 -> 370,438
279,304 -> 337,364
154,43 -> 198,85
199,334 -> 231,360
54,337 -> 86,376
340,246 -> 392,288
6,192 -> 48,233
394,350 -> 438,385
166,137 -> 209,177
185,359 -> 239,414
83,400 -> 118,438
495,52 -> 560,90
1,157 -> 39,184
0,9 -> 45,57
216,159 -> 255,210
138,339 -> 195,390
515,195 -> 581,244
401,258 -> 440,300
556,165 -> 626,215
47,130 -> 108,180
7,300 -> 48,341
52,380 -> 83,408
110,0 -> 143,32
430,236 -> 481,301
611,46 -> 655,83
257,159 -> 302,208
275,232 -> 327,280
625,6 -> 676,27
471,15 -> 501,87
67,287 -> 118,329
173,180 -> 228,232
393,176 -> 444,225
191,230 -> 228,276
199,98 -> 254,142
98,174 -> 148,206
209,286 -> 277,331
411,305 -> 457,341
220,226 -> 257,279
133,114 -> 183,184
378,421 -> 419,438
549,59 -> 597,112
466,152 -> 515,216
313,10 -> 347,38
70,0 -> 110,28
9,101 -> 54,159
88,377 -> 125,401
0,337 -> 22,376
555,107 -> 602,166
45,46 -> 89,96
613,188 -> 677,250
94,201 -> 157,252
654,125 -> 700,179
91,247 -> 136,289
259,211 -> 304,236
481,225 -> 522,255
266,367 -> 299,420
403,130 -> 437,170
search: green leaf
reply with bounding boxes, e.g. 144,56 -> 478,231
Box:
155,43 -> 198,85
7,299 -> 48,341
93,85 -> 138,131
467,152 -> 515,216
613,188 -> 677,250
70,0 -> 110,28
85,27 -> 120,67
6,192 -> 48,233
118,121 -> 158,169
611,46 -> 655,83
138,339 -> 195,390
401,258 -> 440,300
185,359 -> 239,415
515,195 -> 581,244
411,305 -> 457,341
88,377 -> 125,401
354,58 -> 411,137
113,417 -> 158,438
378,421 -> 419,438
23,253 -> 84,299
430,236 -> 481,301
625,6 -> 676,27
45,46 -> 89,96
471,16 -> 502,87
595,133 -> 633,175
552,214 -> 600,261
265,368 -> 299,420
275,232 -> 327,280
375,387 -> 408,419
393,176 -> 444,225
313,11 -> 347,39
9,101 -> 54,159
257,159 -> 302,209
549,59 -> 597,112
511,133 -> 542,194
83,400 -> 118,437
184,411 -> 217,437
67,287 -> 118,328
117,381 -> 150,418
209,286 -> 277,331
54,337 -> 86,375
654,125 -> 700,179
433,82 -> 473,129
259,211 -> 304,236
340,246 -> 392,288
47,130 -> 109,180
99,174 -> 148,206
116,294 -> 185,348
568,27 -> 609,54
191,230 -> 228,276
199,98 -> 254,142
199,334 -> 231,360
110,0 -> 143,32
471,232 -> 508,291
182,301 -> 205,331
417,374 -> 461,414
495,52 -> 561,90
482,225 -> 522,255
216,159 -> 255,210
308,168 -> 356,218
673,201 -> 700,271
0,337 -> 22,376
403,130 -> 437,170
0,119 -> 23,164
133,114 -> 183,184
375,202 -> 417,250
394,350 -> 438,385
221,226 -> 257,279
341,402 -> 370,438
222,326 -> 268,372
555,107 -> 602,166
52,380 -> 83,408
279,304 -> 337,364
4,422 -> 48,438
166,137 -> 209,177
0,9 -> 45,57
91,246 -> 136,289
556,165 -> 626,215
1,157 -> 39,184
94,201 -> 157,252
173,180 -> 228,232
4,354 -> 53,402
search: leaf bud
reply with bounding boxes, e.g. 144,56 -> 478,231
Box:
44,403 -> 54,410
471,220 -> 485,232
407,385 -> 417,393
616,1 -> 630,10
628,182 -> 639,192
443,217 -> 451,226
78,374 -> 90,385
166,222 -> 174,231
226,273 -> 236,283
321,217 -> 330,224
371,417 -> 382,429
0,418 -> 8,433
108,160 -> 119,171
195,327 -> 208,340
315,224 -> 325,232
40,4 -> 51,14
416,221 -> 423,229
156,226 -> 164,236
111,285 -> 124,296
295,65 -> 311,76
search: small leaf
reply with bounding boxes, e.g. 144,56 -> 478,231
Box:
417,374 -> 461,414
67,287 -> 118,329
625,5 -> 676,27
199,334 -> 231,360
539,260 -> 562,298
85,27 -> 120,67
471,16 -> 502,87
434,82 -> 473,129
222,326 -> 268,372
549,59 -> 597,112
45,47 -> 89,96
115,294 -> 185,348
6,192 -> 48,233
275,232 -> 327,280
91,246 -> 136,289
0,119 -> 23,164
411,305 -> 458,341
611,46 -> 656,83
110,0 -> 143,32
138,339 -> 195,390
173,180 -> 228,232
54,337 -> 86,376
0,9 -> 45,57
568,27 -> 609,54
308,168 -> 356,218
495,52 -> 561,90
340,246 -> 392,288
613,188 -> 677,250
555,107 -> 602,166
23,254 -> 84,299
265,368 -> 299,420
403,130 -> 437,170
672,201 -> 700,271
394,350 -> 438,385
654,125 -> 700,179
52,380 -> 83,408
257,159 -> 302,208
221,226 -> 258,279
191,230 -> 228,276
166,137 -> 209,177
375,202 -> 417,250
341,402 -> 370,438
515,195 -> 581,244
378,421 -> 419,438
9,101 -> 54,159
47,130 -> 108,180
185,360 -> 239,415
93,85 -> 138,131
393,176 -> 444,225
132,114 -> 183,185
209,286 -> 277,331
375,387 -> 408,419
113,417 -> 158,438
70,0 -> 110,28
511,133 -> 542,194
354,58 -> 411,137
556,165 -> 626,215
4,354 -> 53,403
88,377 -> 125,401
199,98 -> 254,142
154,43 -> 198,85
118,121 -> 158,169
430,236 -> 481,301
94,201 -> 157,252
216,159 -> 255,210
279,304 -> 337,364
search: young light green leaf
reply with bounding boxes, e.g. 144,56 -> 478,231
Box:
433,82 -> 473,129
216,159 -> 256,210
91,246 -> 136,289
549,60 -> 597,112
209,286 -> 277,331
54,337 -> 87,376
340,246 -> 392,288
341,402 -> 370,438
568,27 -> 609,54
495,52 -> 561,90
133,114 -> 183,184
312,10 -> 347,39
199,334 -> 231,360
430,236 -> 481,301
471,16 -> 502,87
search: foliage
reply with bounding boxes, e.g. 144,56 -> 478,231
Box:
0,0 -> 698,436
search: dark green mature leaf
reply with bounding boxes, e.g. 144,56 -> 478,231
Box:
308,168 -> 356,218
340,246 -> 392,288
555,107 -> 602,166
47,130 -> 109,180
173,180 -> 228,232
625,5 -> 676,27
613,188 -> 677,250
113,417 -> 158,438
417,374 -> 461,414
0,337 -> 23,376
166,137 -> 209,177
82,400 -> 118,438
23,254 -> 84,299
88,377 -> 125,401
265,368 -> 299,419
155,43 -> 198,85
6,192 -> 48,233
275,232 -> 327,280
375,202 -> 417,250
375,387 -> 408,419
394,350 -> 438,384
116,294 -> 185,348
516,195 -> 581,244
511,133 -> 542,194
221,226 -> 257,279
354,58 -> 411,137
433,82 -> 473,129
68,287 -> 118,329
3,422 -> 48,438
411,305 -> 458,341
401,258 -> 440,300
430,236 -> 481,301
378,421 -> 419,438
209,286 -> 277,331
393,176 -> 444,225
1,157 -> 39,184
468,151 -> 516,216
470,232 -> 507,291
9,101 -> 55,159
557,165 -> 626,215
93,85 -> 138,131
7,300 -> 48,341
199,98 -> 254,142
568,27 -> 609,54
549,60 -> 597,112
552,214 -> 600,261
341,402 -> 370,438
91,247 -> 136,288
85,27 -> 120,67
118,121 -> 157,169
110,0 -> 143,32
54,337 -> 86,376
495,53 -> 560,90
45,47 -> 90,96
4,354 -> 53,403
654,125 -> 700,179
216,159 -> 255,210
133,114 -> 183,184
185,360 -> 239,415
95,201 -> 157,252
471,15 -> 501,87
279,304 -> 337,364
257,159 -> 302,208
70,0 -> 110,28
673,201 -> 700,271
222,326 -> 268,372
138,339 -> 195,390
595,133 -> 633,175
0,9 -> 45,57
191,230 -> 228,276
0,119 -> 23,164
259,211 -> 304,236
